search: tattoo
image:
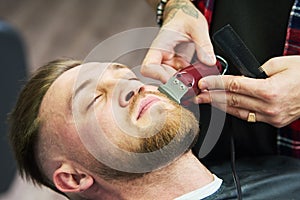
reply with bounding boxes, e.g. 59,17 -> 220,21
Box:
164,0 -> 199,24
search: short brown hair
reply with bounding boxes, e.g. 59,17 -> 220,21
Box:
8,58 -> 82,194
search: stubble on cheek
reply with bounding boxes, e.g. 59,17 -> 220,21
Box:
105,90 -> 194,154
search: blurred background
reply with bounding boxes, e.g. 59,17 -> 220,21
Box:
0,0 -> 155,199
0,0 -> 156,72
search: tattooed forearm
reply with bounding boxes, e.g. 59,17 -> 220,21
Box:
163,0 -> 199,24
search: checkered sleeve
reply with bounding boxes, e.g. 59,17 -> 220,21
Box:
278,0 -> 300,158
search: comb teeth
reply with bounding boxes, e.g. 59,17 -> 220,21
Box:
157,76 -> 188,104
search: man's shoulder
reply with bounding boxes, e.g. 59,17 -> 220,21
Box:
204,156 -> 300,200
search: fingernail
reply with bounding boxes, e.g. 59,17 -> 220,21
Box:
204,54 -> 216,65
193,96 -> 201,104
199,80 -> 207,89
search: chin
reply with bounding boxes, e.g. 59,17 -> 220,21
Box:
140,104 -> 199,150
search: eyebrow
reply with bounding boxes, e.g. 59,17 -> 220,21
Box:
70,64 -> 128,111
72,65 -> 123,99
74,79 -> 92,98
111,64 -> 127,70
69,79 -> 92,112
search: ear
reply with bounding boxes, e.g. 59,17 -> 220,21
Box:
53,163 -> 94,193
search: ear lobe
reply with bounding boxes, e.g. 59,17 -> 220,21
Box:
53,163 -> 94,193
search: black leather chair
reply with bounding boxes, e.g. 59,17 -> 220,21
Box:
0,21 -> 27,193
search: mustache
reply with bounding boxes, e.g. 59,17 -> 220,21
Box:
129,90 -> 171,114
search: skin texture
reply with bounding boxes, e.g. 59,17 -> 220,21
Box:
143,0 -> 300,126
37,62 -> 212,199
142,0 -> 216,83
196,56 -> 300,128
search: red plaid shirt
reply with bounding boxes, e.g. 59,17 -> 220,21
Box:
193,0 -> 300,158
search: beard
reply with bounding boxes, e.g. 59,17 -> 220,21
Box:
130,91 -> 199,153
86,90 -> 200,180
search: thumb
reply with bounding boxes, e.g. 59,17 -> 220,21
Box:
141,49 -> 164,80
141,49 -> 174,83
191,28 -> 216,66
260,57 -> 289,76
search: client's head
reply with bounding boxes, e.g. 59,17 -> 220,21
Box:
9,59 -> 199,199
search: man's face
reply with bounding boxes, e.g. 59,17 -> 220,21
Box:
43,62 -> 199,173
73,63 -> 178,146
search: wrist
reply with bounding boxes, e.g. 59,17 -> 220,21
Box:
156,0 -> 196,26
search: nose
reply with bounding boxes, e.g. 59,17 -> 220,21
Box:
120,85 -> 145,107
125,91 -> 135,102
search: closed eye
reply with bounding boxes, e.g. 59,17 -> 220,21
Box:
129,77 -> 141,81
86,93 -> 103,110
94,93 -> 103,103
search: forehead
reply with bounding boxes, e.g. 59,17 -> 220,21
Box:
41,62 -> 133,114
58,62 -> 130,84
76,62 -> 131,82
51,62 -> 135,94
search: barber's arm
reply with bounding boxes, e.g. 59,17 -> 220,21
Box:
195,56 -> 300,128
141,0 -> 216,83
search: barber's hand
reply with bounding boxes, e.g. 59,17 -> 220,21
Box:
195,56 -> 300,128
141,0 -> 216,83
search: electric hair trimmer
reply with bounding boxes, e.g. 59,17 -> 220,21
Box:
158,56 -> 227,105
158,24 -> 267,104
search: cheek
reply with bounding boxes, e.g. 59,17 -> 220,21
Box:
95,105 -> 115,131
94,103 -> 131,140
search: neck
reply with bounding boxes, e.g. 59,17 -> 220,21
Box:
89,151 -> 213,200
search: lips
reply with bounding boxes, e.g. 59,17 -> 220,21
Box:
136,96 -> 160,120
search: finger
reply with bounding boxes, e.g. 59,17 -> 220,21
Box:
163,56 -> 191,70
196,88 -> 272,113
193,90 -> 212,104
194,89 -> 227,105
219,91 -> 269,114
219,105 -> 263,123
202,97 -> 265,123
195,90 -> 227,106
260,56 -> 295,76
190,25 -> 216,66
198,75 -> 225,90
218,104 -> 282,126
223,104 -> 294,128
141,63 -> 176,83
142,49 -> 173,83
194,90 -> 274,124
195,88 -> 288,125
174,41 -> 195,63
199,75 -> 269,99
